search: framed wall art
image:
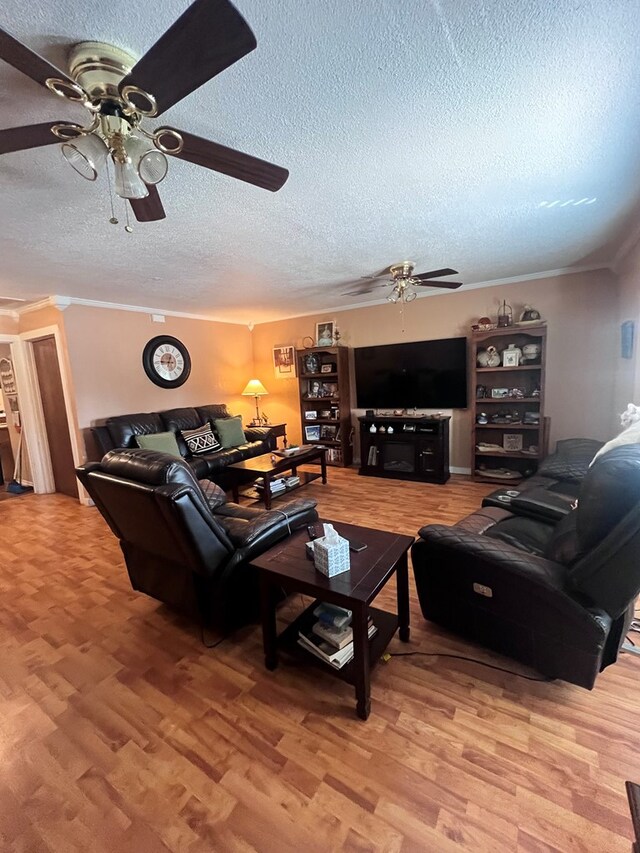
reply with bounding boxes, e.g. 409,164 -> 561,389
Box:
273,345 -> 296,378
621,320 -> 635,359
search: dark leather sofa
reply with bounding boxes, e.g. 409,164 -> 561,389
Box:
91,403 -> 275,486
77,448 -> 318,632
412,445 -> 640,687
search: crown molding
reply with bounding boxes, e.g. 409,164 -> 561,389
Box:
15,296 -> 70,315
47,295 -> 241,325
7,263 -> 614,327
252,263 -> 612,325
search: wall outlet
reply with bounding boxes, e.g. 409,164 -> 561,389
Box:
151,314 -> 166,323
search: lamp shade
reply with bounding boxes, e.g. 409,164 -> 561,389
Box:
242,379 -> 269,397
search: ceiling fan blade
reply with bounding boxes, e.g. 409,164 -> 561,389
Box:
413,280 -> 462,289
412,268 -> 458,281
342,284 -> 389,296
129,185 -> 166,222
160,127 -> 288,191
0,122 -> 61,155
0,27 -> 82,92
119,0 -> 257,116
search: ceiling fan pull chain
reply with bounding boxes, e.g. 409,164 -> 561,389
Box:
106,158 -> 118,225
124,201 -> 133,233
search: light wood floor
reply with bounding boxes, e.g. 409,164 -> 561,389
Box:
1,469 -> 637,852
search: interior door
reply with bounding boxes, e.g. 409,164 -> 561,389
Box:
31,336 -> 78,498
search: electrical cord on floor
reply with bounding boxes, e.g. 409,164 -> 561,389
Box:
626,635 -> 636,647
200,625 -> 227,649
382,650 -> 552,682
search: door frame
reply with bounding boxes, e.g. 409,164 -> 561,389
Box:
0,334 -> 41,494
15,325 -> 89,503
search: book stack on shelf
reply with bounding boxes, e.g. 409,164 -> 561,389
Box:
297,602 -> 377,669
255,475 -> 300,496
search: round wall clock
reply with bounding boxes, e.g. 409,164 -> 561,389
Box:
142,335 -> 191,388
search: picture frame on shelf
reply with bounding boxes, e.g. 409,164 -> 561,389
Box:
502,349 -> 520,367
321,381 -> 337,397
307,380 -> 322,397
503,433 -> 523,452
315,321 -> 335,346
491,388 -> 510,398
302,352 -> 320,375
304,425 -> 321,441
304,410 -> 317,420
320,362 -> 335,373
272,345 -> 296,378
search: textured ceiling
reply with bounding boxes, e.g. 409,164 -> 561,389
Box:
1,0 -> 640,322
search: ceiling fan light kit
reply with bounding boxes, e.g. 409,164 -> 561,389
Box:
0,0 -> 289,228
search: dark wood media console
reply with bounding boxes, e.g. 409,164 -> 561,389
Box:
358,416 -> 450,484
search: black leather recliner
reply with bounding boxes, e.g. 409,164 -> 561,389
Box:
412,446 -> 640,687
77,448 -> 318,633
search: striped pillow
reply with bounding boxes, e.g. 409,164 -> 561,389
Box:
181,423 -> 221,455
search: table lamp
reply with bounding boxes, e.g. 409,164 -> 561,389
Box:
242,379 -> 269,424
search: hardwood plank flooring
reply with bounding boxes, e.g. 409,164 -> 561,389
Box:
0,468 -> 637,851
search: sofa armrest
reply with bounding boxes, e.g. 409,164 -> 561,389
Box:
417,524 -> 566,590
244,425 -> 274,443
216,498 -> 317,553
91,425 -> 117,458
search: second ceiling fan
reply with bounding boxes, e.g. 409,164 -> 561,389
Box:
344,262 -> 463,303
0,0 -> 289,224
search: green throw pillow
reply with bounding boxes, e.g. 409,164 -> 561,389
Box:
135,431 -> 182,457
214,416 -> 246,449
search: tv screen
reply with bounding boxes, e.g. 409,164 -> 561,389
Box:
354,337 -> 467,409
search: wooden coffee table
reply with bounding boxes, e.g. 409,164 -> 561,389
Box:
228,445 -> 327,509
251,520 -> 413,720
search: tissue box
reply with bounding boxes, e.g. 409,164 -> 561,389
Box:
313,534 -> 350,577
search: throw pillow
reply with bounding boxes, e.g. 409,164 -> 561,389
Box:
214,416 -> 246,449
135,431 -> 182,457
181,423 -> 221,455
198,479 -> 227,509
591,418 -> 640,466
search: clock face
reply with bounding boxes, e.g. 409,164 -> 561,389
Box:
142,336 -> 191,388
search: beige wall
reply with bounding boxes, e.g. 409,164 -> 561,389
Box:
0,314 -> 18,335
615,239 -> 640,412
252,269 -> 620,470
61,306 -> 256,440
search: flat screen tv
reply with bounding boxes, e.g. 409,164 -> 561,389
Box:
354,337 -> 467,409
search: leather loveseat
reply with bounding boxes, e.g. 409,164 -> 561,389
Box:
77,448 -> 318,632
91,403 -> 274,486
412,445 -> 640,688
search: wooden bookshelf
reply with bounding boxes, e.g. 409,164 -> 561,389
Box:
296,346 -> 353,466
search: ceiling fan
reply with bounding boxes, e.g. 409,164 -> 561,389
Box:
343,262 -> 463,303
0,0 -> 289,226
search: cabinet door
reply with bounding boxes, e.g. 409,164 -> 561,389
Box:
418,439 -> 439,475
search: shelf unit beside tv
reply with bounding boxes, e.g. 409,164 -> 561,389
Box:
471,324 -> 547,484
296,346 -> 352,467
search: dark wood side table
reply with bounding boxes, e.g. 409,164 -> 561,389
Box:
251,521 -> 413,720
228,446 -> 327,510
250,422 -> 287,448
